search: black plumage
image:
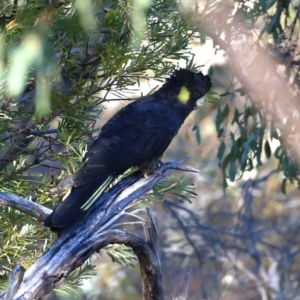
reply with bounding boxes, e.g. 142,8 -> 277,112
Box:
44,69 -> 212,230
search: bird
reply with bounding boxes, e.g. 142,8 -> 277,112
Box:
44,68 -> 212,230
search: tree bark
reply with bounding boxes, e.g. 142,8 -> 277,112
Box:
0,159 -> 196,300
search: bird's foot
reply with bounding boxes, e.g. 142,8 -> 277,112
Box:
153,169 -> 165,177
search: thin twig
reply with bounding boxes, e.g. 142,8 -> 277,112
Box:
0,192 -> 51,222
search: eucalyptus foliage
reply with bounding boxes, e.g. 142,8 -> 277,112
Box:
202,0 -> 300,192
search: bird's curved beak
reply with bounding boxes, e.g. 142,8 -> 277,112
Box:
194,96 -> 205,110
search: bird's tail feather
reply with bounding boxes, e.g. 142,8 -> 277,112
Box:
44,175 -> 114,230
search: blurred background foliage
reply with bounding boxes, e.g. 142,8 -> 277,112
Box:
1,0 -> 300,299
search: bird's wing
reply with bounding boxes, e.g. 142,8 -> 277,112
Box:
60,101 -> 181,189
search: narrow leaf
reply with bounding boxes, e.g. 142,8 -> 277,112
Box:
229,163 -> 236,182
281,178 -> 287,195
264,140 -> 271,159
217,141 -> 226,161
194,125 -> 201,144
222,177 -> 228,190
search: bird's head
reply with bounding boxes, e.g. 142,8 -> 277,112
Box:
160,69 -> 212,113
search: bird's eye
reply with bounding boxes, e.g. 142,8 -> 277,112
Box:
193,92 -> 200,98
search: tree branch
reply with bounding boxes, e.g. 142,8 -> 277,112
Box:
0,192 -> 51,222
3,159 -> 190,300
174,265 -> 192,300
0,265 -> 25,300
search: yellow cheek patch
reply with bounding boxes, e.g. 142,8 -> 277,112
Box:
178,86 -> 190,103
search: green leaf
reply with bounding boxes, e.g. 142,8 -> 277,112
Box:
266,0 -> 277,10
34,76 -> 51,119
247,158 -> 254,171
274,145 -> 282,159
282,156 -> 289,175
281,178 -> 287,194
288,162 -> 298,177
215,104 -> 224,138
217,127 -> 224,138
219,92 -> 231,97
267,9 -> 281,34
221,153 -> 231,174
241,148 -> 249,169
229,163 -> 236,182
222,103 -> 230,119
264,140 -> 271,159
217,141 -> 226,161
222,177 -> 228,190
193,124 -> 201,144
231,108 -> 240,125
77,0 -> 96,31
7,33 -> 44,97
259,0 -> 266,11
234,87 -> 246,96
